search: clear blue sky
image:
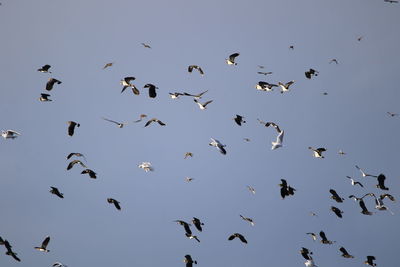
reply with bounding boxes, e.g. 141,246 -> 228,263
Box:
0,0 -> 399,266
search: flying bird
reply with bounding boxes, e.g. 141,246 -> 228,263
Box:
103,62 -> 113,69
308,147 -> 326,158
339,247 -> 354,258
52,262 -> 68,267
247,185 -> 256,194
39,93 -> 52,102
38,64 -> 52,73
226,52 -> 240,65
289,45 -> 294,50
46,78 -> 62,91
67,121 -> 80,136
384,0 -> 398,3
364,256 -> 376,266
81,169 -> 97,179
1,239 -> 21,262
376,174 -> 389,190
306,232 -> 317,241
278,80 -> 294,93
233,115 -> 246,126
120,77 -> 139,95
228,233 -> 247,244
271,130 -> 284,150
185,177 -> 194,182
387,112 -> 398,117
338,149 -> 346,155
300,247 -> 313,260
144,83 -> 158,98
144,118 -> 166,127
319,231 -> 335,244
209,138 -> 227,155
102,117 -> 126,128
192,217 -> 204,232
369,193 -> 394,215
329,189 -> 344,203
380,193 -> 395,202
183,254 -> 197,267
305,68 -> 319,79
304,258 -> 317,267
349,194 -> 374,215
1,130 -> 21,139
194,99 -> 213,110
107,198 -> 121,210
50,187 -> 64,199
279,179 -> 296,199
331,206 -> 343,218
66,152 -> 86,161
185,233 -> 200,242
188,65 -> 204,75
138,162 -> 153,172
184,152 -> 193,159
257,119 -> 282,133
239,215 -> 255,226
257,71 -> 273,75
345,176 -> 364,187
174,220 -> 192,235
134,114 -> 147,123
183,90 -> 208,99
329,59 -> 339,64
141,42 -> 151,48
34,236 -> 50,252
66,160 -> 87,170
355,165 -> 378,178
169,92 -> 185,99
255,81 -> 278,91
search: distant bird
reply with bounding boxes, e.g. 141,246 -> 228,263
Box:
329,189 -> 344,203
66,152 -> 86,161
384,0 -> 398,3
289,45 -> 294,50
365,256 -> 376,266
243,138 -> 251,142
67,121 -> 80,136
209,138 -> 227,155
257,119 -> 282,133
169,92 -> 185,99
120,77 -> 139,94
34,236 -> 50,252
50,187 -> 64,199
46,78 -> 62,91
258,65 -> 265,69
257,71 -> 273,75
319,231 -> 334,244
369,193 -> 394,215
339,247 -> 354,258
247,185 -> 256,194
279,179 -> 296,199
39,93 -> 52,102
278,80 -> 294,93
240,215 -> 255,226
376,174 -> 389,190
233,115 -> 246,126
183,254 -> 197,267
144,118 -> 166,127
53,262 -> 68,267
300,247 -> 313,260
1,130 -> 21,139
387,112 -> 398,117
38,64 -> 51,73
306,232 -> 317,241
144,83 -> 158,98
141,42 -> 151,48
226,53 -> 240,65
305,68 -> 319,79
174,220 -> 192,235
357,36 -> 363,41
308,147 -> 326,158
188,65 -> 204,75
192,217 -> 204,232
355,165 -> 378,178
107,198 -> 121,210
184,152 -> 193,159
185,177 -> 194,182
349,194 -> 374,215
134,114 -> 147,123
194,99 -> 213,110
66,160 -> 86,170
329,59 -> 339,64
309,211 -> 318,217
331,206 -> 343,218
1,238 -> 21,262
271,130 -> 284,150
338,149 -> 346,155
345,176 -> 364,187
380,193 -> 396,202
138,162 -> 153,172
228,233 -> 247,244
183,90 -> 208,99
81,169 -> 97,179
255,81 -> 278,91
102,62 -> 113,69
102,117 -> 126,128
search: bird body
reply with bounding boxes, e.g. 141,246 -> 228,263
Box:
34,236 -> 50,252
192,217 -> 204,231
107,198 -> 121,210
194,99 -> 213,110
308,147 -> 326,158
67,121 -> 80,136
46,78 -> 61,91
209,138 -> 227,155
66,160 -> 86,170
138,162 -> 153,172
39,93 -> 52,102
38,64 -> 51,73
184,254 -> 197,267
339,247 -> 354,258
255,81 -> 277,91
188,65 -> 204,75
278,80 -> 294,93
50,187 -> 64,198
226,53 -> 239,65
233,115 -> 246,126
81,169 -> 97,179
1,130 -> 21,139
144,83 -> 158,98
228,233 -> 247,243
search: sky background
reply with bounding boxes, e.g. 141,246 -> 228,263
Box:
0,0 -> 399,266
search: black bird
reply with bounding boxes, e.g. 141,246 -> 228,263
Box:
300,247 -> 313,260
319,231 -> 334,244
183,254 -> 197,267
226,53 -> 240,65
66,152 -> 86,161
257,71 -> 273,75
81,169 -> 97,179
233,115 -> 246,126
329,59 -> 339,64
331,206 -> 343,218
67,121 -> 80,136
66,160 -> 87,170
305,68 -> 319,79
107,198 -> 121,210
34,236 -> 50,252
188,65 -> 204,75
39,93 -> 52,102
175,220 -> 192,235
103,62 -> 113,69
339,247 -> 354,258
38,64 -> 51,73
1,239 -> 21,262
228,233 -> 247,244
141,42 -> 151,48
144,118 -> 166,127
376,174 -> 389,190
329,189 -> 344,203
279,179 -> 296,199
144,83 -> 158,98
255,81 -> 278,91
50,187 -> 64,198
349,194 -> 374,215
365,256 -> 376,266
46,78 -> 62,91
384,0 -> 398,3
192,217 -> 204,232
380,193 -> 396,202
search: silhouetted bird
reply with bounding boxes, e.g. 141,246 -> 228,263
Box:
66,160 -> 86,170
67,121 -> 80,136
329,189 -> 344,203
183,254 -> 197,267
1,130 -> 20,139
38,64 -> 52,73
233,115 -> 246,126
188,65 -> 204,75
144,83 -> 158,98
50,187 -> 64,198
278,80 -> 294,93
107,198 -> 121,210
240,215 -> 255,226
319,231 -> 335,244
226,53 -> 240,65
376,174 -> 389,190
228,233 -> 247,244
39,93 -> 52,102
34,236 -> 50,252
331,206 -> 343,218
1,238 -> 21,262
305,68 -> 319,79
46,78 -> 62,91
66,152 -> 86,161
365,256 -> 376,266
103,62 -> 113,69
81,169 -> 97,179
339,246 -> 354,258
192,217 -> 204,232
144,118 -> 166,127
183,90 -> 208,99
279,179 -> 296,199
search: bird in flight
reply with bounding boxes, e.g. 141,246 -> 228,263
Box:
233,115 -> 246,126
228,233 -> 247,244
46,78 -> 62,91
185,177 -> 194,182
300,247 -> 313,260
1,130 -> 21,139
364,256 -> 377,266
192,217 -> 204,232
1,238 -> 21,262
345,176 -> 364,187
183,254 -> 197,267
120,77 -> 139,95
184,152 -> 193,159
349,194 -> 374,215
355,165 -> 378,178
279,179 -> 296,199
144,83 -> 158,98
38,64 -> 52,73
66,152 -> 86,161
102,117 -> 127,128
376,174 -> 389,190
339,247 -> 354,258
81,169 -> 97,179
306,232 -> 317,241
226,53 -> 240,65
257,71 -> 273,75
107,198 -> 121,210
34,236 -> 50,252
329,189 -> 344,203
67,121 -> 80,136
247,185 -> 256,194
278,80 -> 294,93
194,99 -> 213,110
255,81 -> 278,91
52,262 -> 68,267
209,138 -> 227,155
169,92 -> 185,99
183,90 -> 208,99
50,187 -> 64,199
141,42 -> 151,48
387,112 -> 398,117
384,0 -> 398,3
66,160 -> 87,170
331,206 -> 343,218
308,147 -> 326,158
319,231 -> 335,244
144,118 -> 166,127
240,215 -> 255,226
188,65 -> 204,75
369,193 -> 394,215
39,93 -> 52,102
329,59 -> 339,64
138,162 -> 153,172
305,68 -> 319,79
102,62 -> 113,69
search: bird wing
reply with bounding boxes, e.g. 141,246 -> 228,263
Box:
203,100 -> 213,107
114,201 -> 121,210
102,117 -> 121,125
144,119 -> 154,127
238,234 -> 247,243
229,53 -> 240,61
319,231 -> 327,240
42,236 -> 50,249
156,120 -> 166,126
228,234 -> 235,241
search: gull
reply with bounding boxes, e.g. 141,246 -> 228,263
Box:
278,80 -> 294,93
226,52 -> 240,65
102,117 -> 126,128
380,193 -> 396,202
209,138 -> 227,155
329,59 -> 339,64
38,64 -> 52,73
169,92 -> 185,99
247,185 -> 256,194
141,42 -> 151,48
306,232 -> 317,241
257,71 -> 273,75
279,179 -> 296,199
144,118 -> 166,127
184,152 -> 193,159
192,217 -> 204,232
194,99 -> 213,110
240,215 -> 255,226
233,115 -> 246,126
188,65 -> 204,75
107,198 -> 121,210
369,193 -> 394,214
1,130 -> 21,139
66,160 -> 87,170
355,165 -> 378,178
185,177 -> 194,182
331,206 -> 343,218
308,147 -> 326,158
134,114 -> 147,123
50,187 -> 64,199
365,256 -> 376,266
228,233 -> 247,244
138,162 -> 153,172
339,247 -> 354,258
183,90 -> 208,99
102,62 -> 113,69
120,77 -> 139,95
319,231 -> 335,244
34,236 -> 50,252
183,254 -> 197,267
255,81 -> 278,91
144,83 -> 158,98
271,130 -> 284,150
345,176 -> 364,187
46,78 -> 62,91
300,247 -> 313,260
329,189 -> 344,203
376,174 -> 389,190
349,194 -> 374,215
66,152 -> 86,161
81,169 -> 97,179
387,112 -> 398,117
305,68 -> 319,79
2,239 -> 21,262
39,93 -> 52,102
67,121 -> 80,136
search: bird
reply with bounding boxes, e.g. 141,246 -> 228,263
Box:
309,211 -> 318,217
144,118 -> 166,127
194,99 -> 213,110
387,112 -> 398,117
289,45 -> 294,50
308,147 -> 326,158
50,187 -> 64,198
305,68 -> 319,79
46,78 -> 62,91
66,160 -> 87,170
67,121 -> 80,136
134,114 -> 147,123
233,115 -> 246,126
107,198 -> 121,210
184,152 -> 193,159
52,262 -> 68,267
141,42 -> 151,48
38,64 -> 52,73
144,83 -> 158,98
257,71 -> 273,75
319,231 -> 335,244
183,90 -> 208,99
120,77 -> 139,94
300,247 -> 313,260
1,238 -> 21,262
339,247 -> 354,258
380,193 -> 396,202
357,36 -> 364,41
369,193 -> 394,215
257,119 -> 282,133
349,194 -> 374,215
102,117 -> 126,128
174,220 -> 192,235
192,217 -> 204,231
183,254 -> 197,267
331,206 -> 343,218
1,130 -> 21,139
138,162 -> 153,172
226,52 -> 240,65
355,165 -> 378,178
185,177 -> 194,182
228,233 -> 247,244
376,174 -> 389,190
255,81 -> 278,91
81,169 -> 97,179
66,152 -> 86,161
243,138 -> 251,142
365,256 -> 376,266
169,92 -> 185,99
278,80 -> 294,93
338,149 -> 346,155
240,215 -> 255,226
39,93 -> 52,102
306,232 -> 317,241
384,0 -> 398,3
345,176 -> 364,187
329,59 -> 339,64
247,185 -> 256,194
188,65 -> 204,75
209,138 -> 227,155
329,189 -> 344,203
279,179 -> 296,199
271,130 -> 284,150
102,62 -> 113,69
34,236 -> 50,252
